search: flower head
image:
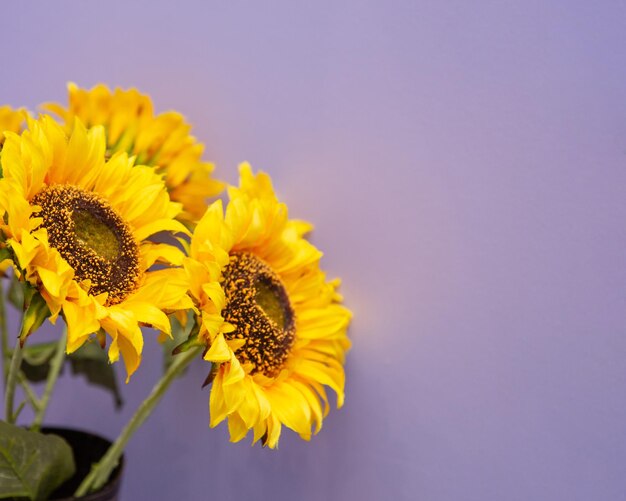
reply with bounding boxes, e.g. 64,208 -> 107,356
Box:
0,106 -> 28,273
184,164 -> 351,448
43,83 -> 223,221
0,115 -> 193,380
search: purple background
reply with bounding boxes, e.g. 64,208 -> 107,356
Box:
2,1 -> 626,500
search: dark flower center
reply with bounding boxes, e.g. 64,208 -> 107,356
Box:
221,252 -> 296,377
31,185 -> 141,304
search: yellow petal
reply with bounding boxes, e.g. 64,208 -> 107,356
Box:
266,383 -> 312,436
64,299 -> 100,353
122,301 -> 171,334
227,412 -> 249,443
203,333 -> 232,362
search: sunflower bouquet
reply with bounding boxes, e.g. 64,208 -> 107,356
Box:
0,85 -> 351,500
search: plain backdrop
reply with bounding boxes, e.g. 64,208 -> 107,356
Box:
2,2 -> 626,500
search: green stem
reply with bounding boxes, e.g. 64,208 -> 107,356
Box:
4,340 -> 23,424
0,279 -> 9,383
17,372 -> 41,411
31,328 -> 67,431
74,346 -> 202,497
2,279 -> 42,415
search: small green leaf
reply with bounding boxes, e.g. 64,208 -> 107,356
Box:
68,342 -> 124,409
19,293 -> 51,347
201,363 -> 218,388
21,342 -> 58,366
14,340 -> 125,409
0,421 -> 75,500
7,273 -> 25,310
163,311 -> 198,376
18,342 -> 58,383
0,245 -> 11,264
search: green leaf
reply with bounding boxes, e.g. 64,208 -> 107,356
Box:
0,245 -> 11,264
7,273 -> 24,311
21,342 -> 58,366
18,342 -> 58,383
162,311 -> 197,376
0,421 -> 75,500
67,342 -> 124,409
19,293 -> 51,347
14,339 -> 124,410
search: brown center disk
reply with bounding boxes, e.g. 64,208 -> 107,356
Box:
221,252 -> 296,377
31,185 -> 141,305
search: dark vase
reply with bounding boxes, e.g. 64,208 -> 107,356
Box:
42,428 -> 123,501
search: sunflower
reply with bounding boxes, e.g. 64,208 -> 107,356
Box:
183,164 -> 351,448
0,115 -> 193,380
43,83 -> 223,221
0,106 -> 28,272
0,106 -> 26,149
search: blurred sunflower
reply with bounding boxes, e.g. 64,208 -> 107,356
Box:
43,83 -> 223,221
0,106 -> 28,272
0,115 -> 193,380
0,106 -> 27,149
183,164 -> 351,448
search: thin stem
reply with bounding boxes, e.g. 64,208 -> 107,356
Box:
0,280 -> 9,383
31,328 -> 67,431
2,279 -> 42,415
17,372 -> 41,411
4,340 -> 23,424
74,346 -> 202,497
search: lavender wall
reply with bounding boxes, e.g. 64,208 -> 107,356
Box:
3,1 -> 626,500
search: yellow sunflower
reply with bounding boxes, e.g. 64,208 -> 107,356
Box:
183,164 -> 351,448
0,106 -> 28,272
43,83 -> 223,221
0,115 -> 193,380
0,106 -> 26,148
